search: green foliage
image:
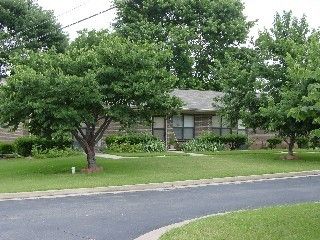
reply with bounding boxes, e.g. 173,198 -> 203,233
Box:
182,132 -> 247,152
267,137 -> 283,149
0,0 -> 68,76
106,143 -> 143,153
256,11 -> 319,149
181,139 -> 225,152
105,133 -> 166,153
219,11 -> 319,155
0,142 -> 15,155
0,31 -> 181,168
196,132 -> 223,143
105,132 -> 158,145
14,136 -> 73,157
115,0 -> 253,90
309,136 -> 320,149
31,147 -> 82,159
296,137 -> 309,149
14,136 -> 37,156
222,134 -> 248,150
143,140 -> 166,152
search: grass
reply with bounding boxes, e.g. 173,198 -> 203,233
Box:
0,150 -> 319,193
103,151 -> 189,157
160,203 -> 320,240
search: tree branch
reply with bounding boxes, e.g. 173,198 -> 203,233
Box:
94,118 -> 112,144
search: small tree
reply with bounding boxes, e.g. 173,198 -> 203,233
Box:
220,11 -> 318,159
0,31 -> 181,171
287,36 -> 320,139
256,12 -> 318,158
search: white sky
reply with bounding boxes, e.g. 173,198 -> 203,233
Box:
36,0 -> 320,40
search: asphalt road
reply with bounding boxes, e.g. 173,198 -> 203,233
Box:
1,176 -> 320,240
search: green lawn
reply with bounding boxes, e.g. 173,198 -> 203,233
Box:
160,203 -> 320,240
103,151 -> 189,157
0,151 -> 319,193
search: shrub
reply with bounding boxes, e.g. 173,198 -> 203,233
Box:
105,132 -> 165,153
0,142 -> 15,155
15,136 -> 37,156
31,147 -> 82,159
15,136 -> 73,157
197,132 -> 223,144
105,132 -> 157,145
297,137 -> 309,149
222,134 -> 248,150
182,139 -> 225,152
267,137 -> 283,149
106,143 -> 144,153
310,136 -> 320,149
143,140 -> 166,152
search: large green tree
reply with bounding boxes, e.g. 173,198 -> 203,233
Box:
287,35 -> 320,138
219,11 -> 318,158
114,0 -> 253,90
0,0 -> 68,77
217,47 -> 268,131
0,31 -> 181,171
257,11 -> 319,158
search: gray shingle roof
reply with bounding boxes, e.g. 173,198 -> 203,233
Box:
171,89 -> 223,112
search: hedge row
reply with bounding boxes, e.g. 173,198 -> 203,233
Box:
105,133 -> 165,153
0,136 -> 73,157
195,132 -> 248,150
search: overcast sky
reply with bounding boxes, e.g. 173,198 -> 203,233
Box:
36,0 -> 320,40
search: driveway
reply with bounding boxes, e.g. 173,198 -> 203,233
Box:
0,175 -> 319,240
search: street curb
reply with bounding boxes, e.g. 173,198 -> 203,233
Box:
134,202 -> 320,240
0,170 -> 319,201
134,211 -> 240,240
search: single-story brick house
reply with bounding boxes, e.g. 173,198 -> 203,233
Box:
0,89 -> 272,148
102,89 -> 271,148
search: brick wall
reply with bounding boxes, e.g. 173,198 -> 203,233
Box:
194,114 -> 212,137
0,127 -> 25,142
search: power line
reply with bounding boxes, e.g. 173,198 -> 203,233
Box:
61,6 -> 116,30
0,0 -> 93,47
2,4 -> 118,51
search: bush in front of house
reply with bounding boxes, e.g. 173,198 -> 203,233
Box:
182,132 -> 248,152
15,136 -> 73,157
267,137 -> 283,149
196,131 -> 223,143
222,134 -> 248,150
31,147 -> 82,159
105,132 -> 158,145
105,133 -> 165,153
296,137 -> 309,149
181,139 -> 225,152
0,142 -> 16,155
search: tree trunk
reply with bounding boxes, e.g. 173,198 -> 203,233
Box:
82,139 -> 103,173
286,136 -> 297,160
86,145 -> 97,169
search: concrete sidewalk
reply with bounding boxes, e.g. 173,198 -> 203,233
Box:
1,170 -> 320,201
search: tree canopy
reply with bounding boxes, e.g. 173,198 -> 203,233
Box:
219,11 -> 319,158
0,31 -> 181,171
115,0 -> 253,90
0,0 -> 68,77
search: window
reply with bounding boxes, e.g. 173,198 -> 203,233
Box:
152,117 -> 166,141
212,116 -> 246,136
173,115 -> 195,140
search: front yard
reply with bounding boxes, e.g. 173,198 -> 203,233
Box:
160,203 -> 320,240
0,150 -> 320,193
